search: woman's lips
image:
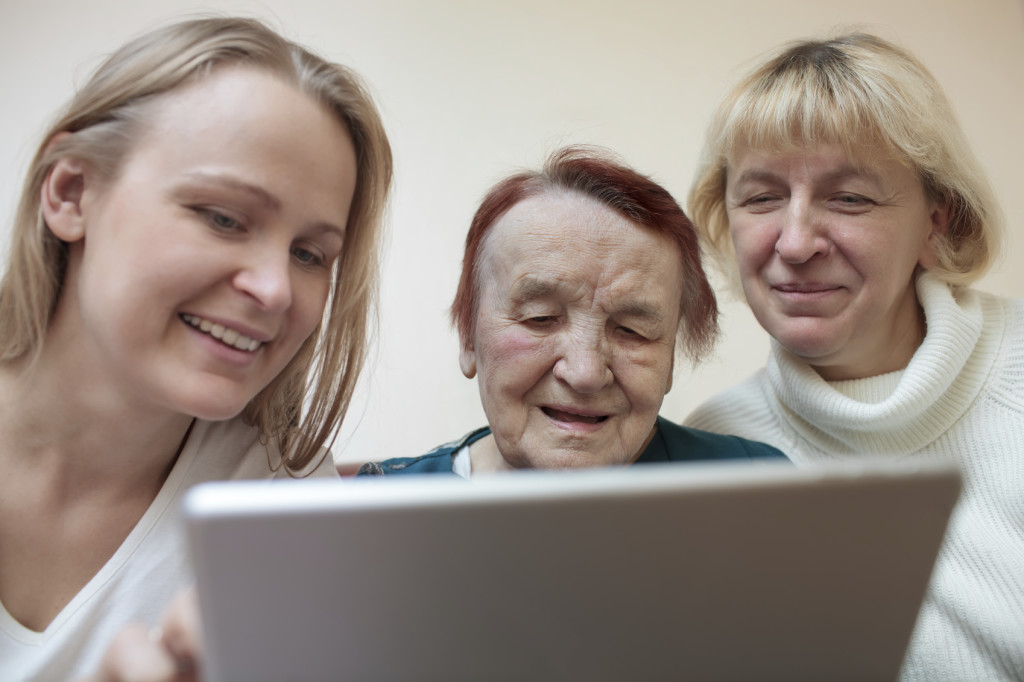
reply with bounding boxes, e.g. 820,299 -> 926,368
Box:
541,407 -> 608,425
773,282 -> 841,294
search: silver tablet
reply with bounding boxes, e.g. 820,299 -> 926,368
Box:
184,459 -> 959,682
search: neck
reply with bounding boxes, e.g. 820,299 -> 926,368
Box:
0,352 -> 196,501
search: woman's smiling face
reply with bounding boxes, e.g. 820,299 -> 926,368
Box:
460,190 -> 684,470
725,143 -> 948,380
47,66 -> 358,420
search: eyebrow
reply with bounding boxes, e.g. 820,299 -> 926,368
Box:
617,300 -> 665,324
510,277 -> 666,323
731,164 -> 886,189
180,171 -> 346,238
509,277 -> 562,303
182,171 -> 282,210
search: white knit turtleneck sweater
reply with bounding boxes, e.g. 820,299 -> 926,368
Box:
685,272 -> 1024,681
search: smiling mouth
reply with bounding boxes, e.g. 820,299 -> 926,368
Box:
774,283 -> 841,294
181,313 -> 263,352
542,407 -> 608,424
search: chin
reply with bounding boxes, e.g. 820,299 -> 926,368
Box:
770,327 -> 843,362
176,395 -> 250,423
530,449 -> 623,470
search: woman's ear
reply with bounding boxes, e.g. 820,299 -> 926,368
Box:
918,195 -> 952,269
664,353 -> 674,395
458,338 -> 477,379
40,151 -> 90,243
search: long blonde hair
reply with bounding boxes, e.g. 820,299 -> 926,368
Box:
0,16 -> 393,473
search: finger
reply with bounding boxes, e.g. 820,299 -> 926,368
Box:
160,589 -> 203,680
95,623 -> 179,682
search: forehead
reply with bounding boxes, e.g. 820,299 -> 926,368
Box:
130,66 -> 351,164
726,142 -> 917,186
116,66 -> 357,220
477,190 -> 684,300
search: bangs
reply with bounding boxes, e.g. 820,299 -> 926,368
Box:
717,42 -> 906,164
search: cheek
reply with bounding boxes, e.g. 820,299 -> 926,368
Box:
616,349 -> 673,407
478,324 -> 543,364
477,328 -> 552,394
291,279 -> 332,337
728,221 -> 767,271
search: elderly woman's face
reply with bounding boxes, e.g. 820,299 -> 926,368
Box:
460,190 -> 684,469
725,143 -> 948,380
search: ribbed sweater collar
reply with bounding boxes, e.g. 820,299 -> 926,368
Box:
766,271 -> 996,455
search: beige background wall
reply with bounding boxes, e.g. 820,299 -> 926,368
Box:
2,0 -> 1021,465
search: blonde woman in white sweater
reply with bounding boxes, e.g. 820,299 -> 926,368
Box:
685,33 -> 1022,681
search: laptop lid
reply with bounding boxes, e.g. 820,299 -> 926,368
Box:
184,459 -> 959,682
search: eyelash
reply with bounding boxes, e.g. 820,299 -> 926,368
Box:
525,315 -> 557,327
740,194 -> 780,211
291,244 -> 326,269
739,193 -> 875,211
196,207 -> 329,269
198,208 -> 244,232
832,193 -> 872,206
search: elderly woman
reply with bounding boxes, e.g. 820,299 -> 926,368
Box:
683,33 -> 1022,680
361,147 -> 784,477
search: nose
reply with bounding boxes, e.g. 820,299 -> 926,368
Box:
774,203 -> 830,264
233,244 -> 293,313
552,331 -> 614,394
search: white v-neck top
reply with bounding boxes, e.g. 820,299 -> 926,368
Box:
0,418 -> 338,681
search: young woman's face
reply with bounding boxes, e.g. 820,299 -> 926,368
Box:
725,143 -> 947,380
53,66 -> 357,420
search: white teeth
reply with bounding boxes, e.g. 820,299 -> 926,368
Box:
181,314 -> 263,352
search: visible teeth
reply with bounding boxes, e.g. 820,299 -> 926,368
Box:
181,314 -> 262,352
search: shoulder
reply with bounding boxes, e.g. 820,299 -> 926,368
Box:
180,418 -> 268,480
357,426 -> 491,476
188,418 -> 337,480
977,289 -> 1024,404
650,416 -> 787,461
683,370 -> 776,437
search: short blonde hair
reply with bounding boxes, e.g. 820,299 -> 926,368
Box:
0,16 -> 393,473
688,32 -> 1003,291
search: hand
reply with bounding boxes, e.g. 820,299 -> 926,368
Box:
80,589 -> 202,682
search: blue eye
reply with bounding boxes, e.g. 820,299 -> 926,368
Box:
212,213 -> 237,228
197,208 -> 243,232
292,245 -> 324,268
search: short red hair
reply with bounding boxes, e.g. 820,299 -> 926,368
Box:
452,146 -> 719,363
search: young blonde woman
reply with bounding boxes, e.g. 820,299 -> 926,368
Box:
0,17 -> 391,680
